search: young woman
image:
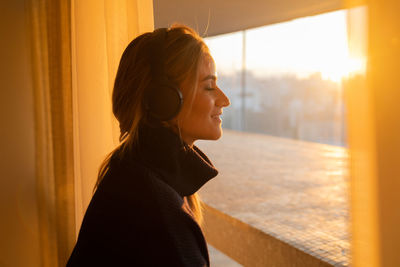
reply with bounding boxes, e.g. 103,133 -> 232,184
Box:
67,25 -> 230,266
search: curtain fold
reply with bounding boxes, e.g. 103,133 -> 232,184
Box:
27,0 -> 153,266
27,0 -> 75,266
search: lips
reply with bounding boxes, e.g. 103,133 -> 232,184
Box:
211,112 -> 222,118
211,112 -> 222,122
211,110 -> 222,116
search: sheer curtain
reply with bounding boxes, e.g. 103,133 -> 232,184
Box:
27,0 -> 153,266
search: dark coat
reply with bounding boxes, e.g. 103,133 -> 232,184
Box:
66,124 -> 218,267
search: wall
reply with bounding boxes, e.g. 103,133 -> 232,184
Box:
0,1 -> 41,266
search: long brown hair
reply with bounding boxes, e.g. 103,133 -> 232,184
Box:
94,25 -> 210,224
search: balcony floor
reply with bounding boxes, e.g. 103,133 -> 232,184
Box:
197,129 -> 349,266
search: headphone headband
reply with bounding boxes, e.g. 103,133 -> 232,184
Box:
149,28 -> 167,73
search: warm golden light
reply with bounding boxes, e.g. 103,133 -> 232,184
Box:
206,9 -> 367,84
344,57 -> 367,77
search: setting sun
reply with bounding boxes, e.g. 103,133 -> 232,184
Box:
206,9 -> 367,84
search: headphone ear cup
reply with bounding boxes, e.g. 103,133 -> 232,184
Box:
145,28 -> 183,121
146,84 -> 183,121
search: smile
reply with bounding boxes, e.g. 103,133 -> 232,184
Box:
211,114 -> 222,123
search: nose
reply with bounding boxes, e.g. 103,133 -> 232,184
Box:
216,87 -> 230,107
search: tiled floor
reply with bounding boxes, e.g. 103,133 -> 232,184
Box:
197,130 -> 350,266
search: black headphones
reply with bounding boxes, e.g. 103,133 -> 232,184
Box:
144,28 -> 183,121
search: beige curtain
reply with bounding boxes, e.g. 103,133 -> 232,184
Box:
345,0 -> 400,266
28,1 -> 75,266
27,0 -> 153,266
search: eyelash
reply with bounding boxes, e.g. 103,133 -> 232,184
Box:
205,87 -> 216,91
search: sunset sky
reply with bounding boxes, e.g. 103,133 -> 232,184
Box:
205,9 -> 366,83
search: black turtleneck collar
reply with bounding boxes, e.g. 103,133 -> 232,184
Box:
120,123 -> 218,197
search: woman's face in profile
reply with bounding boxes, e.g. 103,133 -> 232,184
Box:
177,53 -> 230,145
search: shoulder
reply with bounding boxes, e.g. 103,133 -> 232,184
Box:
100,155 -> 183,205
68,154 -> 208,266
87,155 -> 185,225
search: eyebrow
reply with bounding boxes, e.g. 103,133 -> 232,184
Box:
201,74 -> 217,82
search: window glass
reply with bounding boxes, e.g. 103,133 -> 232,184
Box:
205,10 -> 365,147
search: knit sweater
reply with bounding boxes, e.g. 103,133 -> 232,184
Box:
66,123 -> 218,267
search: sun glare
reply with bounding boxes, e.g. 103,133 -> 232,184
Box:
206,9 -> 367,84
345,57 -> 367,77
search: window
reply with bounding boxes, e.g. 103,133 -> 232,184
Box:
199,8 -> 368,266
205,9 -> 366,147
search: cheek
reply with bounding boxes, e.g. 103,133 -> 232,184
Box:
189,96 -> 212,121
178,93 -> 222,142
179,95 -> 212,130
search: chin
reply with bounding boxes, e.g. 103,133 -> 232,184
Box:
187,126 -> 223,142
207,128 -> 223,140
